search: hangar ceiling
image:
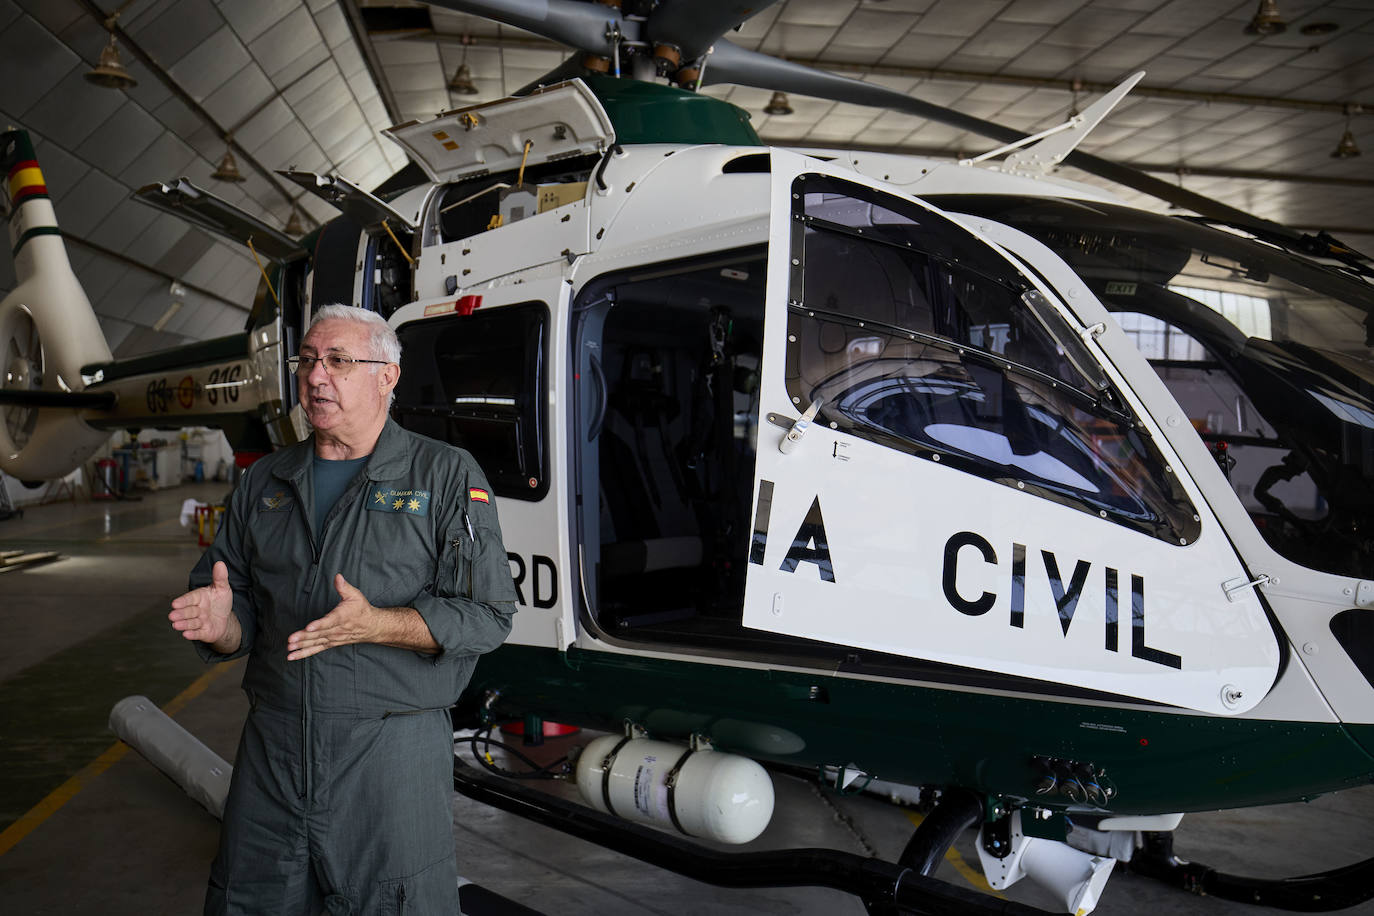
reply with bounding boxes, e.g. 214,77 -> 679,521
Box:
1,0 -> 1370,359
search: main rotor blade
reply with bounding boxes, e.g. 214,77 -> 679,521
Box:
515,54 -> 591,96
646,0 -> 783,62
705,41 -> 1296,239
426,0 -> 630,53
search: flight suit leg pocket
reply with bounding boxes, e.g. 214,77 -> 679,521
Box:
376,855 -> 457,915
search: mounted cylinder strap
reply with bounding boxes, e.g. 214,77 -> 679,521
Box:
663,746 -> 696,836
599,734 -> 634,819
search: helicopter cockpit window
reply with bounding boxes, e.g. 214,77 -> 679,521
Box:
789,176 -> 1200,543
392,302 -> 547,500
926,194 -> 1374,577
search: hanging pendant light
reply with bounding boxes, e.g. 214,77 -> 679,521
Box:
1244,0 -> 1287,35
1332,106 -> 1362,159
1331,128 -> 1360,159
448,36 -> 479,95
764,91 -> 793,116
211,142 -> 245,183
85,32 -> 137,89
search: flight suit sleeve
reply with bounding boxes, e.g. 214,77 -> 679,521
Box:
187,465 -> 260,662
411,464 -> 517,660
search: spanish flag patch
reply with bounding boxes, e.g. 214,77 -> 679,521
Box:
468,487 -> 490,504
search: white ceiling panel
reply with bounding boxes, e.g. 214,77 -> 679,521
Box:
127,0 -> 221,67
202,63 -> 276,131
249,7 -> 325,77
216,0 -> 300,44
25,67 -> 129,148
918,0 -> 1008,39
153,232 -> 216,279
999,0 -> 1088,26
53,165 -> 128,237
0,0 -> 22,32
86,198 -> 161,255
313,1 -> 352,48
169,27 -> 252,103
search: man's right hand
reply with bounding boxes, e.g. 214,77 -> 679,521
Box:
170,560 -> 241,654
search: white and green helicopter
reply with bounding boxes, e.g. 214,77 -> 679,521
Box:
3,2 -> 1374,913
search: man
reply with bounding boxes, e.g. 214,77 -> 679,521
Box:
169,304 -> 517,914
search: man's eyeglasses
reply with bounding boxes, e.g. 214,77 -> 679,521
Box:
287,354 -> 390,377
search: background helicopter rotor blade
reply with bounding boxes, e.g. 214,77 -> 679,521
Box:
646,0 -> 784,62
704,40 -> 1295,237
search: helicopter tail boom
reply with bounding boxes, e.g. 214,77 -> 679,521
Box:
1,129 -> 113,480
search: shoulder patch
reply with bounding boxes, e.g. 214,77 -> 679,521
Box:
468,487 -> 489,504
366,486 -> 431,517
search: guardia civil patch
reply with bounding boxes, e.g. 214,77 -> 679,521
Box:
366,486 -> 431,516
260,491 -> 294,512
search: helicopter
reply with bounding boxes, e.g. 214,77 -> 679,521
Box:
4,1 -> 1374,913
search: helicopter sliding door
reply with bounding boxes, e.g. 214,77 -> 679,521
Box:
744,153 -> 1280,715
391,281 -> 573,652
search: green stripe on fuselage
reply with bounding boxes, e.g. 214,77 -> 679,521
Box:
467,643 -> 1374,815
10,224 -> 60,258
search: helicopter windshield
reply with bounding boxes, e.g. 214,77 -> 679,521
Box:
932,195 -> 1374,578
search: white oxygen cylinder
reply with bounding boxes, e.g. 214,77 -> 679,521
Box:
575,735 -> 774,845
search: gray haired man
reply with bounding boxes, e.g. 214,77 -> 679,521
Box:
171,304 -> 517,914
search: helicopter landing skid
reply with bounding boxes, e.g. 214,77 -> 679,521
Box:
452,755 -> 1051,916
1130,830 -> 1374,912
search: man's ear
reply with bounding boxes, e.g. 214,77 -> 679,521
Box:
379,362 -> 400,396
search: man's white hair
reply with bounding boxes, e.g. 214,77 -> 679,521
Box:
308,304 -> 402,364
306,305 -> 401,406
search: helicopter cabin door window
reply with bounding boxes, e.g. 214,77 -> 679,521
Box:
392,302 -> 547,501
742,160 -> 1279,716
785,176 -> 1198,542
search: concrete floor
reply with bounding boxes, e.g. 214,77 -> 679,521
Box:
1,483 -> 1372,915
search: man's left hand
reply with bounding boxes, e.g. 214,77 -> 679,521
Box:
286,574 -> 378,661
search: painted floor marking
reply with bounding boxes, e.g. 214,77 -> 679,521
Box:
0,658 -> 241,858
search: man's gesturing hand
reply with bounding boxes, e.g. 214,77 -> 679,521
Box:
286,574 -> 380,661
169,560 -> 240,653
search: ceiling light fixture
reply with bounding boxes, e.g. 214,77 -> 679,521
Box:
85,32 -> 138,89
448,35 -> 479,95
764,91 -> 793,116
1244,0 -> 1287,35
211,139 -> 246,183
285,205 -> 305,235
84,0 -> 141,91
1331,106 -> 1361,159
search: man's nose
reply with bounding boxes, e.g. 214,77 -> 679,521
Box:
305,358 -> 331,384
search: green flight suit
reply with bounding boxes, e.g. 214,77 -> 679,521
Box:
191,419 -> 517,914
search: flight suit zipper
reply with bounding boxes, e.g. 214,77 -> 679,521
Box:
285,473 -> 326,803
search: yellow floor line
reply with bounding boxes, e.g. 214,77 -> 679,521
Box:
903,809 -> 1005,897
0,658 -> 241,858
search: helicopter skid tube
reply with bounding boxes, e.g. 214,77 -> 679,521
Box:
452,756 -> 1050,916
1129,831 -> 1374,912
